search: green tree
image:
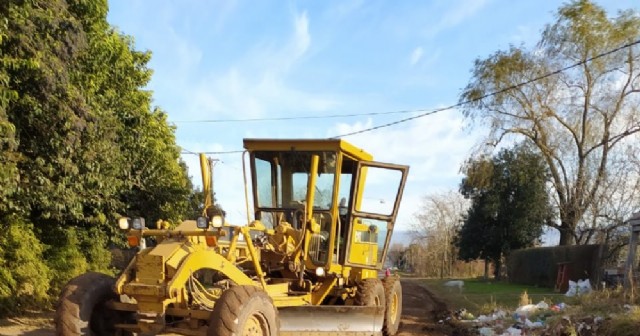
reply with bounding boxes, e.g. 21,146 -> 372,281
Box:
2,0 -> 193,232
0,13 -> 20,217
0,0 -> 195,311
460,0 -> 640,245
458,145 -> 552,279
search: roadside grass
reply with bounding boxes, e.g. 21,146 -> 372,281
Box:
421,278 -> 558,315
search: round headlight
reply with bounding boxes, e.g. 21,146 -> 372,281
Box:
315,267 -> 325,277
132,217 -> 146,230
118,217 -> 131,230
196,216 -> 209,229
211,215 -> 224,228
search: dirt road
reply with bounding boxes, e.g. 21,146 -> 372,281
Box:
397,279 -> 471,336
0,279 -> 466,336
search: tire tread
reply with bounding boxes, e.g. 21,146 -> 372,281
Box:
381,277 -> 402,336
55,272 -> 117,336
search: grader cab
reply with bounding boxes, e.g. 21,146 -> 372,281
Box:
55,138 -> 409,336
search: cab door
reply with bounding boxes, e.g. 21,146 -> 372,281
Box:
345,161 -> 409,269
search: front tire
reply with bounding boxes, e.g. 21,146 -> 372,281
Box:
55,272 -> 131,335
208,285 -> 279,336
355,278 -> 386,307
382,277 -> 402,336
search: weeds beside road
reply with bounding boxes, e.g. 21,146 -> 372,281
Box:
421,277 -> 640,336
421,278 -> 557,315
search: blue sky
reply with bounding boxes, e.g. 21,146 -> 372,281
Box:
107,0 -> 638,239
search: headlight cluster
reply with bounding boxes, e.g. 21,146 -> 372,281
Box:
211,215 -> 224,228
117,217 -> 146,230
118,215 -> 225,230
196,215 -> 225,229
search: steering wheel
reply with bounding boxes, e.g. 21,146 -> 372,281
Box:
294,209 -> 305,229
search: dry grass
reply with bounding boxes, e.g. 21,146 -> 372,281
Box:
543,286 -> 640,336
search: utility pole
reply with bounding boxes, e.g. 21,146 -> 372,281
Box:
199,154 -> 220,214
208,157 -> 220,198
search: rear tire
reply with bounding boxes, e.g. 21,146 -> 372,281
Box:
208,285 -> 279,336
382,277 -> 402,336
355,278 -> 386,307
55,272 -> 132,336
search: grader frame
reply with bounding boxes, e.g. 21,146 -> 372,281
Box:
55,138 -> 409,336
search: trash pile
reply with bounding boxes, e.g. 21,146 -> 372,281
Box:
450,300 -> 565,336
445,279 -> 628,336
564,279 -> 592,297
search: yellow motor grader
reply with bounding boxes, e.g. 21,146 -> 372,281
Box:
55,138 -> 409,336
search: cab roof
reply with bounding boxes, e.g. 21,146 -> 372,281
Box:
243,138 -> 373,161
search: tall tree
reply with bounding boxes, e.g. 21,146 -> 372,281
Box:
1,0 -> 193,233
458,145 -> 552,279
412,191 -> 469,278
0,13 -> 19,216
0,0 -> 196,313
460,0 -> 640,245
579,150 -> 640,261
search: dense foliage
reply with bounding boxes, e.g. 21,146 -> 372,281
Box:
0,0 -> 196,315
458,145 -> 553,279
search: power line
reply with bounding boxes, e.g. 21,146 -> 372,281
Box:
177,38 -> 640,146
180,149 -> 245,155
169,109 -> 426,124
181,148 -> 198,155
332,38 -> 640,138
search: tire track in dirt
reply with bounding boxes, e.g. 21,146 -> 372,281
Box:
398,278 -> 473,336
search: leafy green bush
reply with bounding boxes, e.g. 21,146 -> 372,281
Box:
78,226 -> 114,275
45,226 -> 116,296
0,218 -> 51,316
44,227 -> 89,295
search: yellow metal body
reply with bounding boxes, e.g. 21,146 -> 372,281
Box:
112,138 -> 409,335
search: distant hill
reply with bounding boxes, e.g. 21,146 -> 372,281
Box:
390,228 -> 560,248
389,230 -> 415,247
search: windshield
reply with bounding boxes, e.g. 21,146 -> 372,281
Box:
254,151 -> 336,210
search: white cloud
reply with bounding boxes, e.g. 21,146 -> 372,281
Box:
440,0 -> 489,28
327,109 -> 480,229
167,9 -> 335,123
425,0 -> 490,37
209,0 -> 239,32
410,47 -> 424,65
180,109 -> 480,229
509,25 -> 538,45
328,0 -> 365,18
293,11 -> 311,58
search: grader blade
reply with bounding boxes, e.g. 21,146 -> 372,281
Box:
279,305 -> 384,336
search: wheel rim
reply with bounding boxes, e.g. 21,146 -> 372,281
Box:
243,313 -> 268,336
389,291 -> 399,325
